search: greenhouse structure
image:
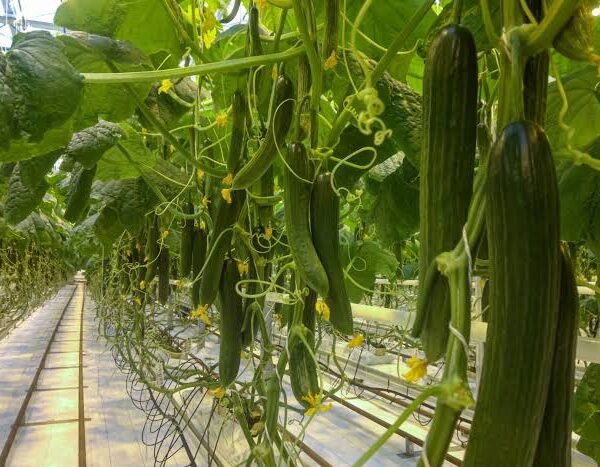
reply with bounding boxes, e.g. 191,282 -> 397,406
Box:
0,0 -> 599,466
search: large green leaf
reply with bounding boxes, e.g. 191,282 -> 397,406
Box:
58,33 -> 153,128
0,31 -> 83,161
4,152 -> 62,225
368,157 -> 419,247
546,65 -> 600,152
55,0 -> 183,59
343,239 -> 398,303
63,120 -> 126,169
574,364 -> 600,463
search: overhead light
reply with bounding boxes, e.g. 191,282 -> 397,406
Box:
593,7 -> 600,16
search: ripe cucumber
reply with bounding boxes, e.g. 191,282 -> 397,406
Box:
289,288 -> 320,407
191,225 -> 207,308
64,163 -> 96,223
179,201 -> 194,277
533,246 -> 578,467
158,245 -> 171,305
226,91 -> 247,174
413,24 -> 478,362
198,190 -> 246,310
231,74 -> 294,190
310,172 -> 353,334
283,143 -> 329,298
218,258 -> 244,386
463,121 -> 561,466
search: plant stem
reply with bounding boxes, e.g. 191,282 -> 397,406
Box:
82,47 -> 306,84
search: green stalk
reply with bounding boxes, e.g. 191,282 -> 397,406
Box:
82,47 -> 306,84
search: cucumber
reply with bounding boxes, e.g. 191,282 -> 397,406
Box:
283,143 -> 329,298
463,121 -> 561,466
322,0 -> 339,68
191,225 -> 207,308
218,258 -> 244,386
64,163 -> 96,223
310,172 -> 353,334
198,190 -> 246,310
226,91 -> 247,174
413,24 -> 478,362
179,201 -> 194,277
246,6 -> 270,116
533,246 -> 578,467
289,288 -> 320,407
231,74 -> 294,190
158,245 -> 171,305
144,215 -> 159,284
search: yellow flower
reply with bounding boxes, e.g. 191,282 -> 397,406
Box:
197,169 -> 205,181
324,50 -> 338,70
158,79 -> 174,94
265,226 -> 273,240
237,261 -> 249,276
199,220 -> 207,231
134,296 -> 142,306
315,299 -> 330,321
256,0 -> 267,12
302,393 -> 333,417
191,304 -> 211,325
221,188 -> 233,204
201,196 -> 211,209
161,230 -> 170,240
403,356 -> 428,383
209,386 -> 226,399
203,7 -> 218,32
203,28 -> 218,49
347,333 -> 365,349
215,111 -> 228,128
222,173 -> 234,186
139,280 -> 146,290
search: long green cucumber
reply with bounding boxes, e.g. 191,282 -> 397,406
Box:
226,91 -> 247,175
463,121 -> 561,466
179,201 -> 194,277
198,190 -> 246,310
64,163 -> 96,223
191,225 -> 207,308
218,258 -> 244,386
289,288 -> 319,407
414,24 -> 478,363
158,245 -> 171,305
283,143 -> 329,298
231,74 -> 294,190
533,246 -> 578,467
310,172 -> 353,334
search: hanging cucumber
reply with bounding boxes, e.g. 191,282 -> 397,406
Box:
158,245 -> 171,305
231,74 -> 294,190
198,190 -> 246,311
288,288 -> 320,408
218,258 -> 244,386
179,201 -> 194,278
310,172 -> 353,334
533,246 -> 579,467
413,24 -> 478,362
463,121 -> 561,467
191,225 -> 207,308
226,91 -> 247,175
283,142 -> 329,298
64,163 -> 96,223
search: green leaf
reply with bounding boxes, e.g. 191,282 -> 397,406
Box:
343,240 -> 398,303
4,152 -> 62,225
58,33 -> 153,128
368,159 -> 419,247
55,0 -> 183,59
574,364 -> 600,433
558,138 -> 600,242
546,65 -> 600,152
577,438 -> 600,465
64,120 -> 126,169
0,31 -> 83,161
